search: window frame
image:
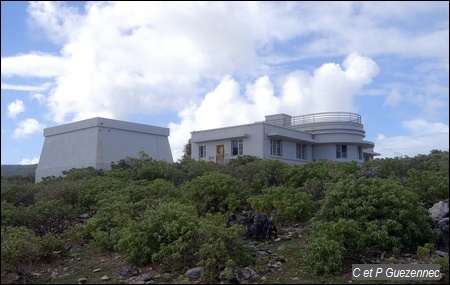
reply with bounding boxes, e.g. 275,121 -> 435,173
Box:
231,139 -> 243,156
199,145 -> 206,158
296,143 -> 307,160
336,144 -> 347,159
270,139 -> 283,156
357,146 -> 363,160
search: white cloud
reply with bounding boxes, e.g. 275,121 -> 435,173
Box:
12,118 -> 46,139
1,82 -> 51,91
1,1 -> 445,125
384,88 -> 403,106
1,2 -> 448,161
7,100 -> 25,118
1,53 -> 68,78
375,119 -> 449,158
19,157 -> 40,165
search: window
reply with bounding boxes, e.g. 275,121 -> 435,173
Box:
231,139 -> 243,156
296,144 -> 307,159
270,139 -> 282,156
357,146 -> 363,160
199,146 -> 206,158
336,145 -> 347,159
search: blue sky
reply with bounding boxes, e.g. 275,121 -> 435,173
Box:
1,1 -> 449,164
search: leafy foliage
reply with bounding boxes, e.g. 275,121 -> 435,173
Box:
248,186 -> 314,225
1,149 -> 448,282
180,172 -> 252,215
304,177 -> 440,274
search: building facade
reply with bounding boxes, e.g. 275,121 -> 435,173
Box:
35,117 -> 173,182
190,112 -> 380,165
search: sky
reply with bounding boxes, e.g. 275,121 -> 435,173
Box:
1,1 -> 449,165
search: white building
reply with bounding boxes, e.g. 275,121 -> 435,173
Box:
190,112 -> 380,165
35,117 -> 173,182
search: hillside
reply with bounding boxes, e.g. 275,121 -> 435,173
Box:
1,164 -> 38,177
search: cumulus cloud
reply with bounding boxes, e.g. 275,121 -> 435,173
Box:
19,157 -> 40,165
12,118 -> 46,139
7,100 -> 25,118
1,1 -> 448,161
1,2 -> 446,124
1,53 -> 68,78
375,119 -> 449,158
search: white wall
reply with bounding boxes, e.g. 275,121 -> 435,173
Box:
35,117 -> 173,182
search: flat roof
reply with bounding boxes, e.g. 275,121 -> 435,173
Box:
44,117 -> 170,137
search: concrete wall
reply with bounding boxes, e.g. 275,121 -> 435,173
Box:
35,117 -> 173,182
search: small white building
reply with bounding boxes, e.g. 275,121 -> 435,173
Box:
35,117 -> 173,182
190,112 -> 380,165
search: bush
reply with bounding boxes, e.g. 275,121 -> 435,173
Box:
180,172 -> 252,215
224,159 -> 289,193
1,226 -> 42,283
405,169 -> 449,208
116,202 -> 199,267
248,186 -> 314,225
286,160 -> 358,189
304,177 -> 439,274
115,203 -> 252,282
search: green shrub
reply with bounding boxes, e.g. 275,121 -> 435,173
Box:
115,204 -> 252,282
305,177 -> 439,274
81,198 -> 135,250
248,186 -> 313,225
1,180 -> 36,206
180,172 -> 251,215
286,160 -> 358,189
1,226 -> 42,282
405,169 -> 449,208
197,213 -> 252,283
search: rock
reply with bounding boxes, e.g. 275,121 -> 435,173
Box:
435,250 -> 449,257
185,267 -> 205,279
429,201 -> 449,221
237,211 -> 277,241
118,267 -> 139,277
78,214 -> 89,219
93,268 -> 101,273
78,277 -> 87,284
100,275 -> 110,281
138,274 -> 153,282
239,267 -> 256,279
275,256 -> 286,263
256,250 -> 270,258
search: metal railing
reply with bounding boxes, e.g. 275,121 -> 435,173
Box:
266,112 -> 361,126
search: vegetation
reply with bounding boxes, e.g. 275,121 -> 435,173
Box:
1,164 -> 37,178
1,150 -> 448,284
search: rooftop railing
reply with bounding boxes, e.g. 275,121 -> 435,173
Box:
266,112 -> 362,126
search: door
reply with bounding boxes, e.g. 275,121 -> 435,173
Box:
216,145 -> 224,164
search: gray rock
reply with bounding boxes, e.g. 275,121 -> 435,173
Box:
138,274 -> 153,281
78,278 -> 87,284
93,268 -> 101,273
184,267 -> 205,279
100,275 -> 110,281
435,250 -> 449,257
429,201 -> 449,221
240,267 -> 256,279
